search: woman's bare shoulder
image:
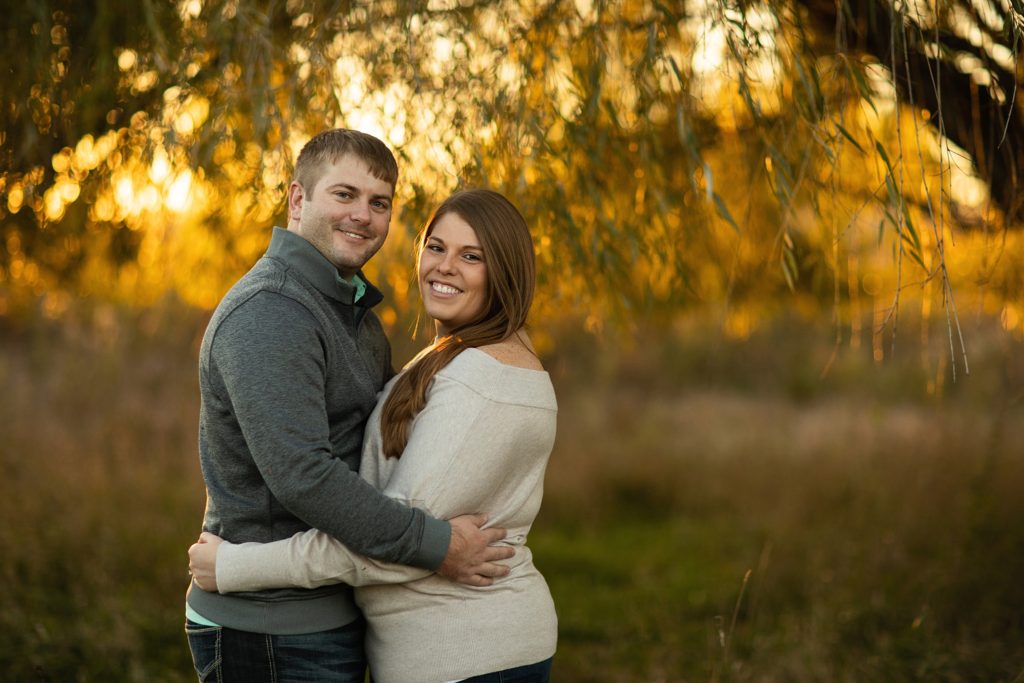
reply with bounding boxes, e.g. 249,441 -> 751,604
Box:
477,332 -> 544,371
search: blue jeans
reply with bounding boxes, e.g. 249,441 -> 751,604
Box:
185,617 -> 366,682
460,657 -> 553,682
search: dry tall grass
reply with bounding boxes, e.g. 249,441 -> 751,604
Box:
540,318 -> 1024,681
2,305 -> 1022,681
1,305 -> 207,680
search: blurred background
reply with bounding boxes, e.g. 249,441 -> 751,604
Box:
2,0 -> 1023,680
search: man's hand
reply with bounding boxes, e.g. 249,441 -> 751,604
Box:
188,531 -> 224,592
438,514 -> 515,587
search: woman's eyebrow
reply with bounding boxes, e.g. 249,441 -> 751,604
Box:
426,235 -> 482,250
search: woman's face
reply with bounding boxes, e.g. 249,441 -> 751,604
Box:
418,212 -> 488,337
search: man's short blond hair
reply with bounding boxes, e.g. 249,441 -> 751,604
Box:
294,129 -> 399,194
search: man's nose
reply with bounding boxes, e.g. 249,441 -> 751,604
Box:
349,200 -> 370,223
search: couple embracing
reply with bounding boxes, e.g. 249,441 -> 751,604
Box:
184,129 -> 558,682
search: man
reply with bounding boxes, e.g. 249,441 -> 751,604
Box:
185,129 -> 512,681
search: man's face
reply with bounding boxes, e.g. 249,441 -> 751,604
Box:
288,154 -> 394,278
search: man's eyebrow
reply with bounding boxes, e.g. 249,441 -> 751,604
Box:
324,182 -> 358,192
323,182 -> 393,200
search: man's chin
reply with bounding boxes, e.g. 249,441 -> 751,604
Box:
330,248 -> 378,275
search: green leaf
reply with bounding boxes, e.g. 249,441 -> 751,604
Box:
668,55 -> 685,87
850,62 -> 879,115
767,145 -> 794,179
875,141 -> 894,173
904,244 -> 927,270
712,191 -> 740,234
811,129 -> 836,163
899,207 -> 927,273
885,175 -> 899,205
793,55 -> 820,120
781,245 -> 798,291
835,123 -> 865,154
738,73 -> 761,122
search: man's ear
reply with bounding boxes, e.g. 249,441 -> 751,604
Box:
287,181 -> 305,222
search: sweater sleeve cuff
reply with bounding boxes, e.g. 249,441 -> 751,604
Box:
215,541 -> 247,593
411,516 -> 451,570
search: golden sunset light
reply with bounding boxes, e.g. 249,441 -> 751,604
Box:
3,1 -> 1024,680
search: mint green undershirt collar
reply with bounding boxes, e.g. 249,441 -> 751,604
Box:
337,272 -> 367,303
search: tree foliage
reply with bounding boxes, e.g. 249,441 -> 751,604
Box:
2,0 -> 1023,346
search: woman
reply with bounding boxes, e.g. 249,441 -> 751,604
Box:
189,188 -> 558,682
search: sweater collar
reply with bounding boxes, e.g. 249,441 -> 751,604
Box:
266,227 -> 384,307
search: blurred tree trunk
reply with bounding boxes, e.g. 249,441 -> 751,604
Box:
798,0 -> 1024,222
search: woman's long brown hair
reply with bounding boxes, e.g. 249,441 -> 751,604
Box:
379,189 -> 536,458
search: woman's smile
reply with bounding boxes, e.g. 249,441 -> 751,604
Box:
418,212 -> 488,336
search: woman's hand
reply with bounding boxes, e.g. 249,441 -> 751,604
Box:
188,532 -> 224,592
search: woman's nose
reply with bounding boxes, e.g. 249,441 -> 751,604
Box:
437,254 -> 457,273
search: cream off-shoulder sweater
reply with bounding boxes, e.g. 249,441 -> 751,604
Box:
215,347 -> 558,683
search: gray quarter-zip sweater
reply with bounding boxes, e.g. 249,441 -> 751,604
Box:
186,227 -> 450,634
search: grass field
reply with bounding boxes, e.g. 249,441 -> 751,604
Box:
2,304 -> 1022,681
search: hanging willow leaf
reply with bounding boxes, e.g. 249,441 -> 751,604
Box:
874,140 -> 894,173
781,241 -> 798,291
848,60 -> 879,116
0,0 -> 1011,380
712,190 -> 740,234
835,123 -> 866,154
